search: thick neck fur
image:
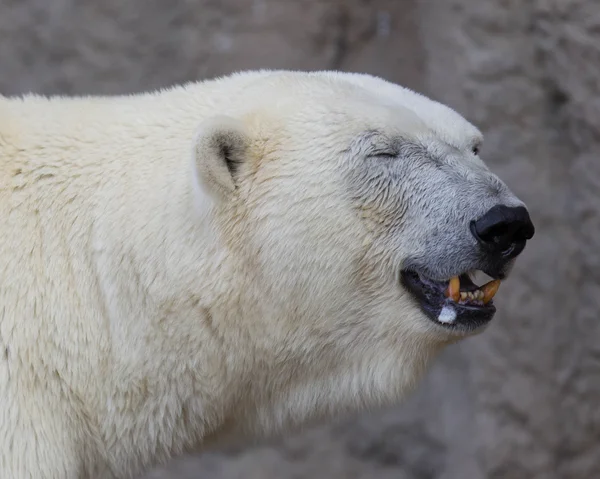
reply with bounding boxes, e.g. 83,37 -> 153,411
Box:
1,87 -> 244,475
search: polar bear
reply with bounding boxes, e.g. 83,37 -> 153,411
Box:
0,70 -> 534,479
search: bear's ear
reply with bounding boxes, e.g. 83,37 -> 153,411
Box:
193,115 -> 249,201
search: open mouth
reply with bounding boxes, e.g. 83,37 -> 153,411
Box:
400,270 -> 501,330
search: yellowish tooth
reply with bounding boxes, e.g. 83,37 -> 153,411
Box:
482,280 -> 501,304
446,276 -> 460,302
467,292 -> 475,300
460,292 -> 467,301
476,290 -> 484,300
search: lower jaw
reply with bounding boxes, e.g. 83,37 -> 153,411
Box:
421,300 -> 496,331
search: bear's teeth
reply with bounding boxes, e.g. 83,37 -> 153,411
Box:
481,279 -> 500,304
446,276 -> 460,302
446,277 -> 501,305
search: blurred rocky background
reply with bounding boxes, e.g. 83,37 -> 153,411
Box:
1,0 -> 598,477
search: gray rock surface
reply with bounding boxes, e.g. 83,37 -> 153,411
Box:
1,0 -> 598,477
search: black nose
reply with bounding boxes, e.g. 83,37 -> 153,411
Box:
470,205 -> 535,258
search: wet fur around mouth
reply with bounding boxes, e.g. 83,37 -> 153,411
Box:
400,270 -> 496,330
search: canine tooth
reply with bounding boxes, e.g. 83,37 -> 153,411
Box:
477,290 -> 484,300
446,276 -> 460,302
482,280 -> 501,304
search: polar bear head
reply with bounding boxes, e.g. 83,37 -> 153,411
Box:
190,71 -> 534,436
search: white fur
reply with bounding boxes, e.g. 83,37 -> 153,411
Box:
0,70 -> 508,478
